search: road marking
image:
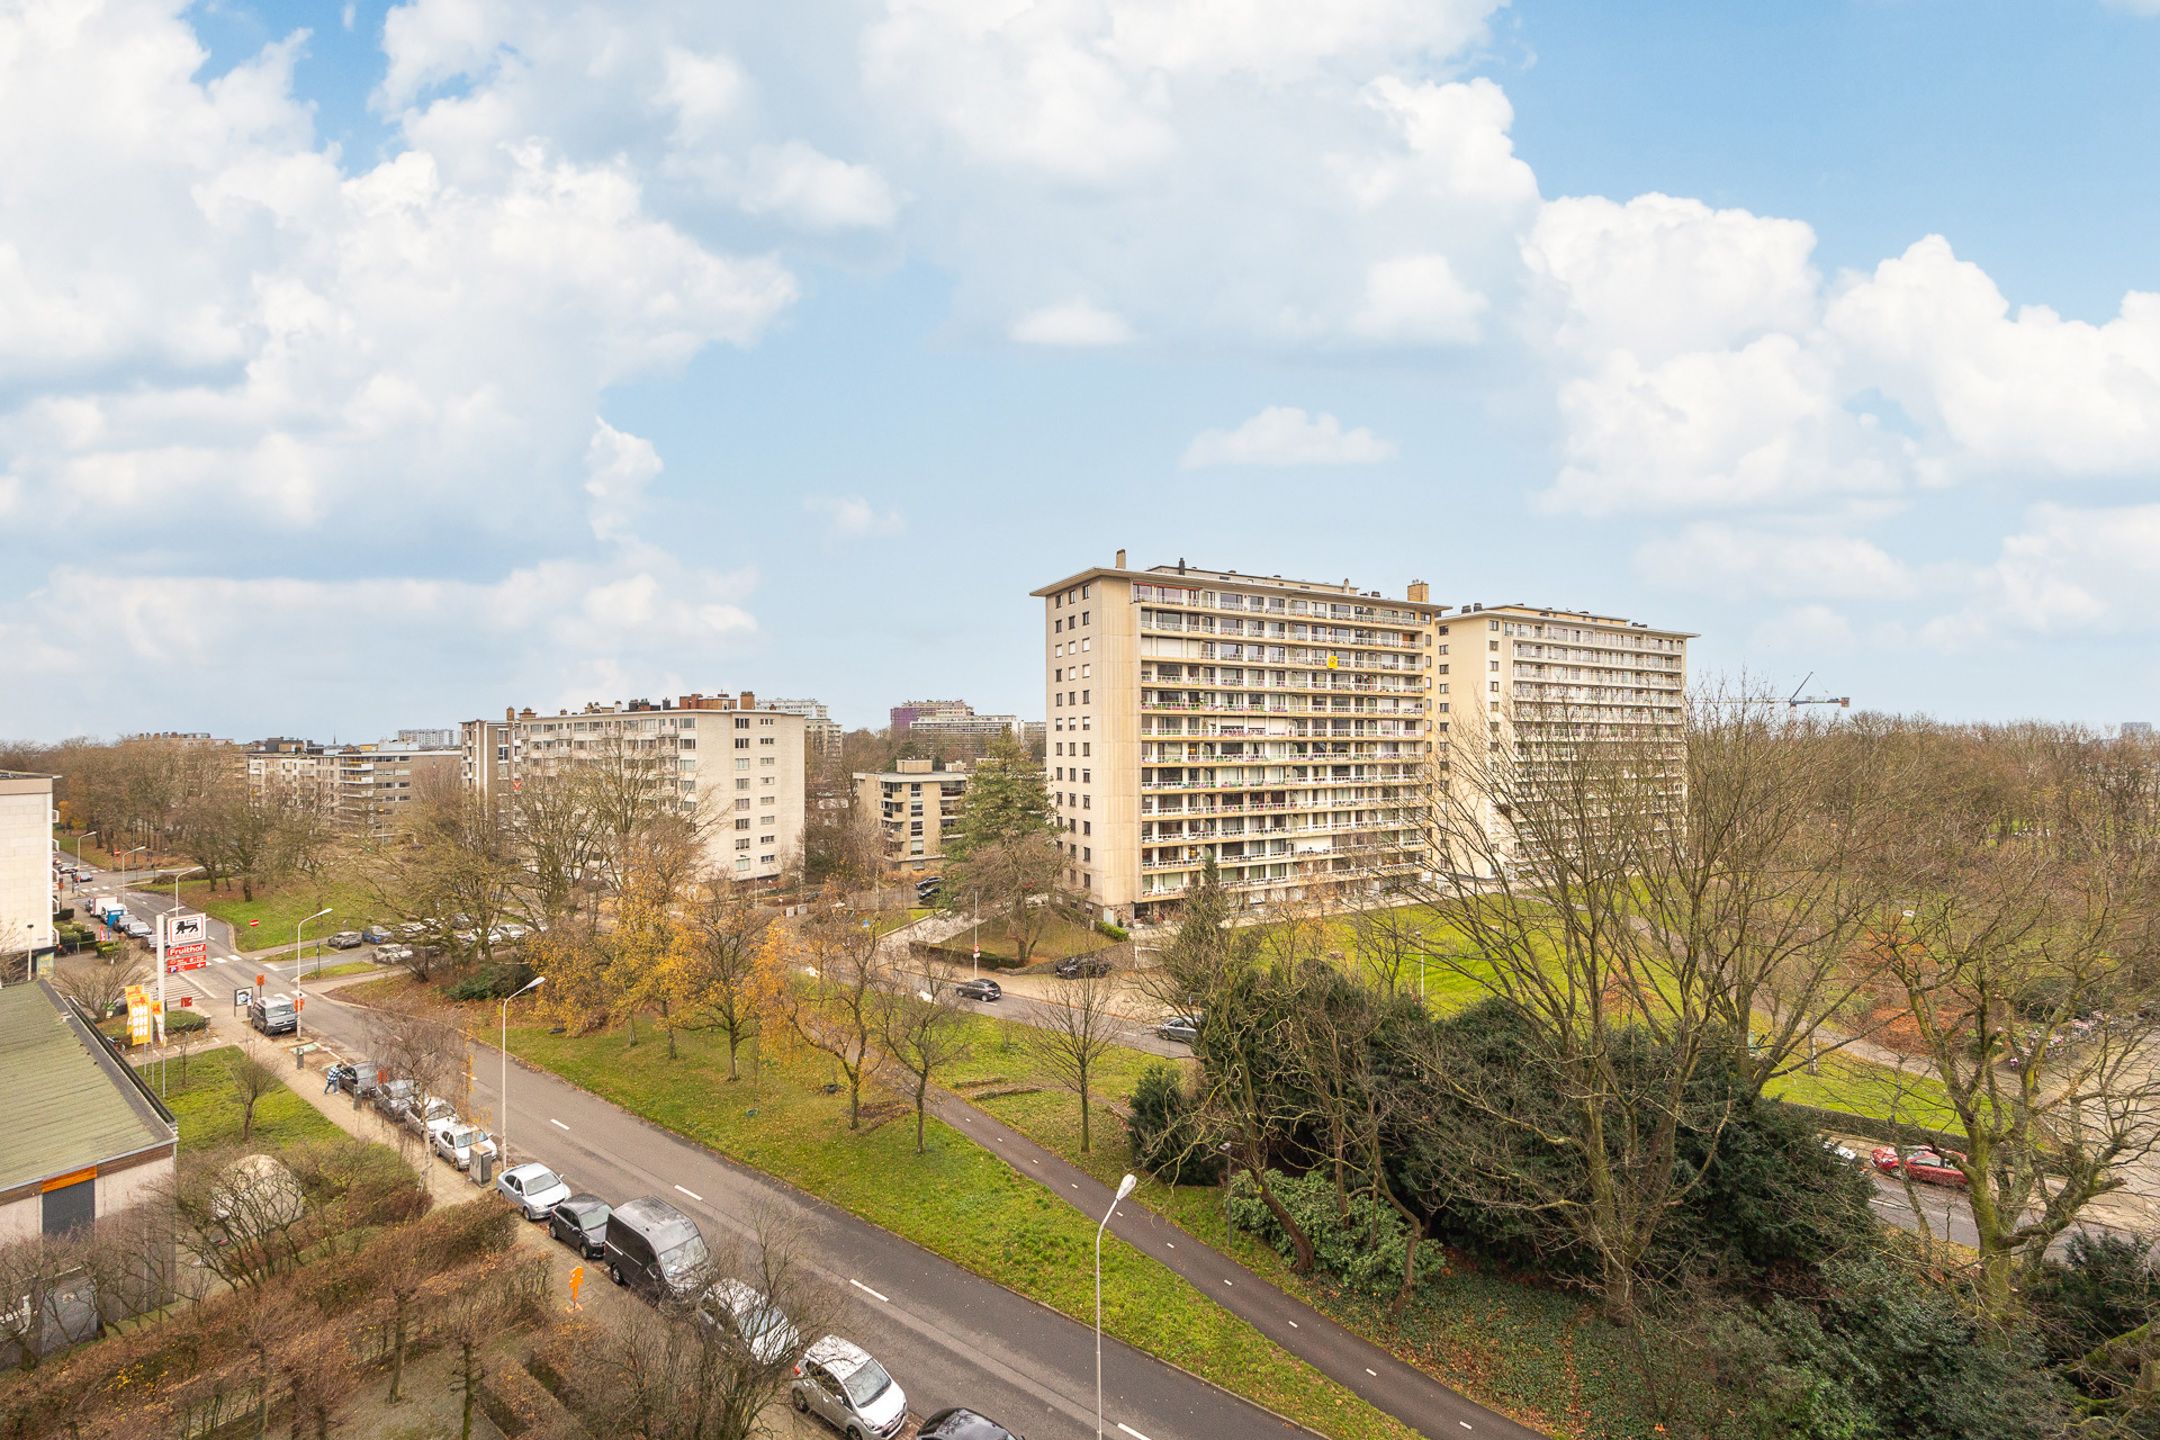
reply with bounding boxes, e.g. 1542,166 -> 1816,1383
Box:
850,1279 -> 890,1303
674,1184 -> 703,1203
550,1119 -> 570,1131
1364,1368 -> 1378,1377
1164,1242 -> 1174,1249
1221,1278 -> 1232,1287
1460,1423 -> 1474,1431
1117,1425 -> 1154,1440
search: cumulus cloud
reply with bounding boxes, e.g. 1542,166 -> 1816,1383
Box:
1010,300 -> 1135,347
1182,407 -> 1397,468
804,495 -> 906,539
1635,523 -> 1914,601
1922,503 -> 2160,648
1749,604 -> 1858,655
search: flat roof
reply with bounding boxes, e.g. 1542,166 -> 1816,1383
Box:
1460,603 -> 1698,640
1033,564 -> 1451,614
0,982 -> 176,1192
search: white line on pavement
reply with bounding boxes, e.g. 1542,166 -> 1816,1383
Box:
1287,1320 -> 1297,1328
674,1184 -> 703,1203
551,1119 -> 570,1131
1365,1368 -> 1378,1377
1117,1425 -> 1154,1440
1460,1423 -> 1474,1430
850,1279 -> 890,1303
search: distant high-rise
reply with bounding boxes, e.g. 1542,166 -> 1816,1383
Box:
766,698 -> 843,756
890,699 -> 968,733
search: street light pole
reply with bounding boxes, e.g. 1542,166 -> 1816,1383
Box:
74,831 -> 96,878
500,975 -> 545,1163
295,907 -> 332,1038
1096,1173 -> 1138,1440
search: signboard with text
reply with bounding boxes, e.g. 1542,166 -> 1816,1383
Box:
161,912 -> 209,971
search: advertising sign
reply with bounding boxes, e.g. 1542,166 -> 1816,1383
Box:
124,984 -> 152,1047
161,912 -> 209,971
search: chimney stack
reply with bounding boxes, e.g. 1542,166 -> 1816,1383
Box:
739,690 -> 756,710
1408,580 -> 1429,604
1115,548 -> 1127,569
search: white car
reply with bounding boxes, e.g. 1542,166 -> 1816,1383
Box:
496,1162 -> 572,1220
429,1120 -> 498,1171
701,1277 -> 801,1366
791,1335 -> 909,1439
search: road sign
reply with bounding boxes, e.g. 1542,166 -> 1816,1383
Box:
248,919 -> 260,929
234,986 -> 254,1010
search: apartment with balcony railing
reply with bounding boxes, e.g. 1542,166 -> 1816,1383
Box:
853,758 -> 970,873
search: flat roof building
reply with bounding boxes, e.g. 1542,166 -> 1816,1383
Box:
0,771 -> 56,975
854,760 -> 970,873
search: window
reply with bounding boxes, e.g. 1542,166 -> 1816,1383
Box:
735,738 -> 750,749
1489,640 -> 1499,651
736,717 -> 750,729
736,779 -> 750,791
1080,611 -> 1089,625
736,838 -> 752,851
1081,638 -> 1091,653
736,758 -> 749,771
736,798 -> 751,811
1081,742 -> 1090,756
736,818 -> 752,831
1082,820 -> 1091,835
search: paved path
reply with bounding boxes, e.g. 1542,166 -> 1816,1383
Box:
926,1089 -> 1546,1440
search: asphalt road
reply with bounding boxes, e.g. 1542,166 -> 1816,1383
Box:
97,877 -> 1488,1440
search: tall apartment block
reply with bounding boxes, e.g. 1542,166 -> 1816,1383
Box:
0,770 -> 56,972
1036,554 -> 1691,923
459,690 -> 807,883
853,759 -> 970,873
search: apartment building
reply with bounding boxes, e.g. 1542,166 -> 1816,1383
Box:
766,698 -> 843,756
1035,555 -> 1448,924
246,738 -> 457,837
459,690 -> 807,882
853,759 -> 970,873
0,771 -> 56,972
890,700 -> 967,733
1036,554 -> 1693,923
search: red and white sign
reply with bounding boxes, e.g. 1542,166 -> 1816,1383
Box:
165,943 -> 207,972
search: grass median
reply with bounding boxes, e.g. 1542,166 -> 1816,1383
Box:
505,1019 -> 1423,1440
145,1043 -> 347,1148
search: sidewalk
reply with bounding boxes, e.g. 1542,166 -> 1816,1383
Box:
925,1088 -> 1544,1440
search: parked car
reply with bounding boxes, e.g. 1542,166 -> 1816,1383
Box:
497,1163 -> 572,1220
1870,1145 -> 1969,1188
360,925 -> 393,945
248,993 -> 298,1036
549,1194 -> 612,1257
700,1278 -> 802,1365
375,943 -> 413,965
1054,955 -> 1110,979
1820,1138 -> 1863,1167
918,1408 -> 1024,1440
1155,1014 -> 1202,1045
604,1196 -> 710,1300
402,1095 -> 456,1134
430,1122 -> 497,1171
394,921 -> 431,940
335,1060 -> 383,1098
954,978 -> 1002,1002
791,1335 -> 908,1439
325,931 -> 364,950
122,918 -> 153,941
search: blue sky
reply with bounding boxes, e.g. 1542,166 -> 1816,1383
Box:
3,0 -> 2157,742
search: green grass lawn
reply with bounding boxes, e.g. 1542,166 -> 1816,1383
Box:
143,1044 -> 345,1149
1767,1048 -> 1963,1131
505,1020 -> 1420,1440
867,905 -> 933,938
177,871 -> 383,951
294,957 -> 384,980
931,909 -> 1119,965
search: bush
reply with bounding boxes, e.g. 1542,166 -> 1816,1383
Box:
166,1008 -> 209,1034
2026,1230 -> 2160,1374
1126,1062 -> 1222,1186
446,961 -> 539,1001
1095,919 -> 1129,941
1226,1169 -> 1445,1301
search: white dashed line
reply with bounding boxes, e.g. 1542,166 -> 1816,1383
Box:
1165,1242 -> 1174,1249
1221,1278 -> 1232,1287
1365,1368 -> 1378,1377
1460,1423 -> 1474,1431
550,1119 -> 570,1131
1287,1320 -> 1298,1329
674,1185 -> 703,1203
850,1279 -> 890,1303
1117,1425 -> 1154,1440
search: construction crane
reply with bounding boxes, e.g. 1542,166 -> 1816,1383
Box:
1787,672 -> 1851,710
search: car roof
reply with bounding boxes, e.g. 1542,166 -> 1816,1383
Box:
507,1162 -> 557,1182
922,1409 -> 1019,1439
803,1334 -> 873,1373
614,1195 -> 700,1246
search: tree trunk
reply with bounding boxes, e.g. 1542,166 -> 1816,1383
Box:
1248,1161 -> 1316,1276
1078,1062 -> 1092,1153
915,1079 -> 928,1155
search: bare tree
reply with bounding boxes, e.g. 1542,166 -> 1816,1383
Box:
52,952 -> 143,1023
227,1052 -> 282,1144
678,879 -> 772,1081
1026,970 -> 1122,1154
879,967 -> 971,1154
766,913 -> 884,1129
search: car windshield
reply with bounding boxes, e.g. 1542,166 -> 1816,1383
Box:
659,1235 -> 709,1279
451,1129 -> 481,1146
523,1169 -> 561,1190
839,1356 -> 893,1407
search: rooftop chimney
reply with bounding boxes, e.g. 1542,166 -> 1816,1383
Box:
739,690 -> 756,710
1408,581 -> 1429,603
1115,547 -> 1127,568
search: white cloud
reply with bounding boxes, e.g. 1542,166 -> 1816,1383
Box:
1352,254 -> 1488,344
804,495 -> 906,539
1010,300 -> 1135,347
583,420 -> 663,543
1923,503 -> 2160,648
739,142 -> 900,231
1182,407 -> 1398,468
1749,604 -> 1857,656
1635,523 -> 1914,601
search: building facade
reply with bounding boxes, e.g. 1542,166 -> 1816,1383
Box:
459,690 -> 808,882
1035,554 -> 1691,924
247,738 -> 457,837
766,698 -> 843,756
0,771 -> 56,971
890,700 -> 968,733
853,759 -> 970,872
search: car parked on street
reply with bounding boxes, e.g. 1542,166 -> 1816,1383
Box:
360,925 -> 393,945
375,943 -> 413,965
791,1335 -> 909,1439
402,1095 -> 457,1135
604,1196 -> 710,1300
1155,1014 -> 1202,1045
497,1162 -> 572,1220
1870,1145 -> 1968,1188
326,930 -> 364,950
918,1408 -> 1024,1440
549,1194 -> 612,1257
429,1122 -> 497,1171
1054,955 -> 1110,979
954,978 -> 1001,1002
700,1278 -> 802,1365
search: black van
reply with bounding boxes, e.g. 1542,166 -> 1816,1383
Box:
603,1196 -> 710,1300
248,993 -> 298,1036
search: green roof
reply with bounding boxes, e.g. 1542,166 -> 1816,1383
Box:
0,983 -> 174,1191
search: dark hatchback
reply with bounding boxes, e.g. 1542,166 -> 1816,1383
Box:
919,1408 -> 1024,1440
954,978 -> 1002,1002
549,1194 -> 612,1258
1054,955 -> 1110,979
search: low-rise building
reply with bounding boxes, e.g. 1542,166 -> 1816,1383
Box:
766,699 -> 843,756
0,771 -> 56,975
854,760 -> 971,872
246,737 -> 458,837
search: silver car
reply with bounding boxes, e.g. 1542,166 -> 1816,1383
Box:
791,1335 -> 908,1439
496,1162 -> 572,1220
429,1121 -> 498,1171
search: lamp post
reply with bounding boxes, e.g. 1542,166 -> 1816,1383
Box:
119,844 -> 148,878
74,831 -> 96,879
500,975 -> 545,1163
1096,1173 -> 1138,1440
295,907 -> 331,1037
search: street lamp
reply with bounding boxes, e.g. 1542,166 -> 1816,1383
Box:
1096,1173 -> 1138,1440
167,865 -> 203,912
74,831 -> 97,878
119,844 -> 148,877
500,974 -> 545,1163
295,907 -> 332,1037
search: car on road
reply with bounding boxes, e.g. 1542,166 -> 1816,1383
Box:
791,1335 -> 909,1439
701,1277 -> 802,1365
604,1196 -> 710,1300
1155,1014 -> 1202,1045
497,1162 -> 572,1220
326,930 -> 364,950
334,1060 -> 382,1098
248,992 -> 298,1036
1870,1145 -> 1968,1188
429,1121 -> 498,1171
1054,955 -> 1110,979
360,925 -> 393,945
122,918 -> 152,941
918,1408 -> 1024,1440
549,1194 -> 612,1257
954,978 -> 1001,1002
402,1095 -> 457,1134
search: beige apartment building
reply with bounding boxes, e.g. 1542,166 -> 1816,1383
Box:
0,771 -> 56,972
767,698 -> 842,756
245,739 -> 457,837
1035,554 -> 1691,924
853,759 -> 970,873
459,691 -> 807,882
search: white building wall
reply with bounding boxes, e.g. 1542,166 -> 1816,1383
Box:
0,777 -> 55,965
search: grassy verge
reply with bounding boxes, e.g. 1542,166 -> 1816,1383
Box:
1767,1049 -> 1962,1130
505,1020 -> 1421,1440
177,871 -> 383,951
929,909 -> 1119,965
144,1044 -> 347,1149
